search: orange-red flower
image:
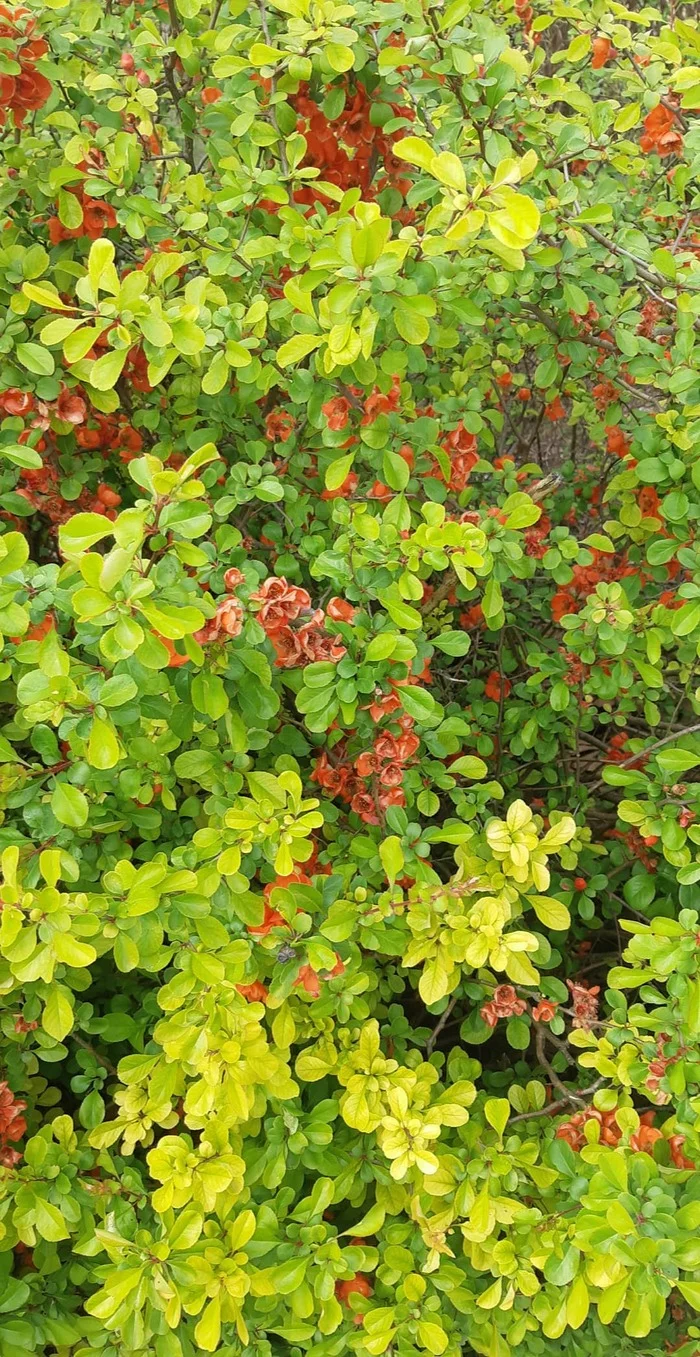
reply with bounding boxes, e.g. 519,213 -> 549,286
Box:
322,396 -> 351,431
247,903 -> 288,936
532,999 -> 558,1023
484,670 -> 511,702
640,103 -> 684,158
236,981 -> 269,1003
265,411 -> 295,443
294,964 -> 321,998
591,36 -> 613,68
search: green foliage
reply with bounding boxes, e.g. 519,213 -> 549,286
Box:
0,1 -> 699,1356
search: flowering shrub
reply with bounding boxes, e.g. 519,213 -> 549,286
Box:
0,1 -> 699,1356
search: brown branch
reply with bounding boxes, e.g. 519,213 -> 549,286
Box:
589,720 -> 700,793
535,1025 -> 585,1106
426,993 -> 459,1055
511,1076 -> 606,1123
73,1034 -> 118,1077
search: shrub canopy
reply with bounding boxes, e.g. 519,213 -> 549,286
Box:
0,1 -> 700,1355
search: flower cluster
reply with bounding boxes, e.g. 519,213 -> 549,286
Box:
480,984 -> 527,1028
312,718 -> 419,823
567,979 -> 600,1030
556,1107 -> 661,1153
251,577 -> 347,669
0,5 -> 51,127
289,81 -> 413,208
551,549 -> 636,622
0,1079 -> 26,1168
640,102 -> 684,158
48,157 -> 118,242
480,985 -> 559,1028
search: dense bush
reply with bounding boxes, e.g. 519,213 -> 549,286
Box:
0,0 -> 700,1354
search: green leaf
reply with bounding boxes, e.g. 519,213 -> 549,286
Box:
678,1281 -> 700,1310
59,513 -> 113,558
365,633 -> 399,662
325,42 -> 355,72
248,43 -> 285,65
88,237 -> 116,293
484,1097 -> 510,1137
51,783 -> 88,828
416,1323 -> 448,1356
527,895 -> 571,931
656,747 -> 700,773
399,686 -> 438,723
277,333 -> 321,366
433,631 -> 470,656
43,988 -> 74,1042
382,449 -> 411,489
325,453 -> 355,491
449,755 -> 487,779
16,342 -> 55,376
382,595 -> 423,630
490,194 -> 540,248
171,318 -> 206,355
379,835 -> 404,884
33,1196 -> 70,1242
226,341 -> 252,368
87,716 -> 121,770
202,352 -> 229,395
432,151 -> 466,192
22,282 -> 73,311
394,136 -> 436,172
40,316 -> 84,346
394,305 -> 430,346
89,348 -> 128,390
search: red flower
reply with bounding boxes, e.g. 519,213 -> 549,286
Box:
640,103 -> 684,158
321,470 -> 358,501
195,597 -> 244,644
544,396 -> 566,421
1,387 -> 33,415
265,411 -> 295,443
223,567 -> 245,591
82,199 -> 117,238
567,980 -> 600,1031
12,67 -> 51,113
669,1134 -> 695,1170
157,635 -> 190,668
481,985 -> 527,1028
56,387 -> 87,425
484,670 -> 511,702
322,396 -> 351,431
251,577 -> 311,632
532,999 -> 558,1023
638,486 -> 661,519
551,589 -> 576,623
606,425 -> 630,458
368,480 -> 392,501
294,964 -> 321,998
326,596 -> 356,623
247,903 -> 288,936
201,85 -> 222,104
591,36 -> 613,68
0,1080 -> 27,1147
236,981 -> 268,1002
336,1275 -> 372,1305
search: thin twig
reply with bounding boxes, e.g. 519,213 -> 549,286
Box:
590,719 -> 700,792
535,1026 -> 585,1106
511,1076 -> 606,1123
426,994 -> 459,1055
73,1034 -> 118,1077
